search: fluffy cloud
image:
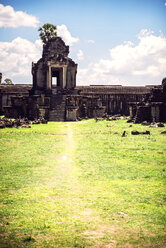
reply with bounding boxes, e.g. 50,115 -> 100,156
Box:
0,4 -> 39,28
76,50 -> 84,61
77,30 -> 166,86
87,40 -> 95,44
57,24 -> 79,46
0,37 -> 42,83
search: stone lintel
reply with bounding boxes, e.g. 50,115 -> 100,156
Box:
47,61 -> 67,68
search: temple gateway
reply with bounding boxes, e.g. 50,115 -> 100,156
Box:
0,37 -> 166,122
31,37 -> 77,95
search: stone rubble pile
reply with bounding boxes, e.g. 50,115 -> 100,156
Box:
0,117 -> 47,129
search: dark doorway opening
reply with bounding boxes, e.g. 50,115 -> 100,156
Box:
52,70 -> 60,87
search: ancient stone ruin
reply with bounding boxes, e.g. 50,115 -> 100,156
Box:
1,37 -> 106,121
0,37 -> 165,122
29,36 -> 79,121
129,78 -> 166,123
31,37 -> 77,95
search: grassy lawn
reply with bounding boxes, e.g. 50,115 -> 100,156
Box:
0,119 -> 165,247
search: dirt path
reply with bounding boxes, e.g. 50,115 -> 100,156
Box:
56,123 -> 118,248
58,123 -> 85,206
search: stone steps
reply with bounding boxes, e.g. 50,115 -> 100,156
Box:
49,95 -> 66,121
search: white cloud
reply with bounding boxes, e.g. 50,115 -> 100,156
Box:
57,24 -> 79,46
0,37 -> 42,83
77,29 -> 166,86
0,4 -> 39,28
87,40 -> 95,44
165,2 -> 166,6
77,49 -> 84,61
0,23 -> 79,83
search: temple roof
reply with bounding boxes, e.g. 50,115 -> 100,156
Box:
0,84 -> 155,95
76,85 -> 154,95
0,84 -> 32,94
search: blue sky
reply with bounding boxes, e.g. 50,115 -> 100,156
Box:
0,0 -> 166,85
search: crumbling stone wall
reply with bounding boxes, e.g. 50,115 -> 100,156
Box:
0,84 -> 31,115
129,79 -> 166,123
77,86 -> 152,116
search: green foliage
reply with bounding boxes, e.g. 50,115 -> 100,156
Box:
38,23 -> 57,44
0,119 -> 165,247
2,78 -> 13,85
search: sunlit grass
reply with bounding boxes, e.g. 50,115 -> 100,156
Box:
0,119 -> 165,247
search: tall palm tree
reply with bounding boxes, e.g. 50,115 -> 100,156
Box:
38,24 -> 57,45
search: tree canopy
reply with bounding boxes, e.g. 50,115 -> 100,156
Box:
38,23 -> 57,45
3,78 -> 13,85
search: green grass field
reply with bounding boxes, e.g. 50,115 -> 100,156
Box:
0,119 -> 166,248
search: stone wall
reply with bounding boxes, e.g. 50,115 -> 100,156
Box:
128,80 -> 166,123
0,84 -> 156,120
0,84 -> 31,114
77,86 -> 153,116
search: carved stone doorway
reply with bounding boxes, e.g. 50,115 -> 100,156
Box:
51,69 -> 60,87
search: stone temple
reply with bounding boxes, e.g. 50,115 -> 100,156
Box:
29,36 -> 79,121
0,36 -> 165,122
31,37 -> 77,95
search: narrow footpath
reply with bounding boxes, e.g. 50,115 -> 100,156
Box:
53,122 -> 117,248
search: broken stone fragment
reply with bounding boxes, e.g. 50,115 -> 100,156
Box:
131,130 -> 150,135
157,123 -> 164,127
161,130 -> 166,134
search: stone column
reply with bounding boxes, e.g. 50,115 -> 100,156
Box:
155,106 -> 160,122
63,67 -> 67,88
129,106 -> 133,118
46,62 -> 52,89
151,105 -> 160,122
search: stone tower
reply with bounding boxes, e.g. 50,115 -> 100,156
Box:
28,37 -> 78,121
31,37 -> 77,95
